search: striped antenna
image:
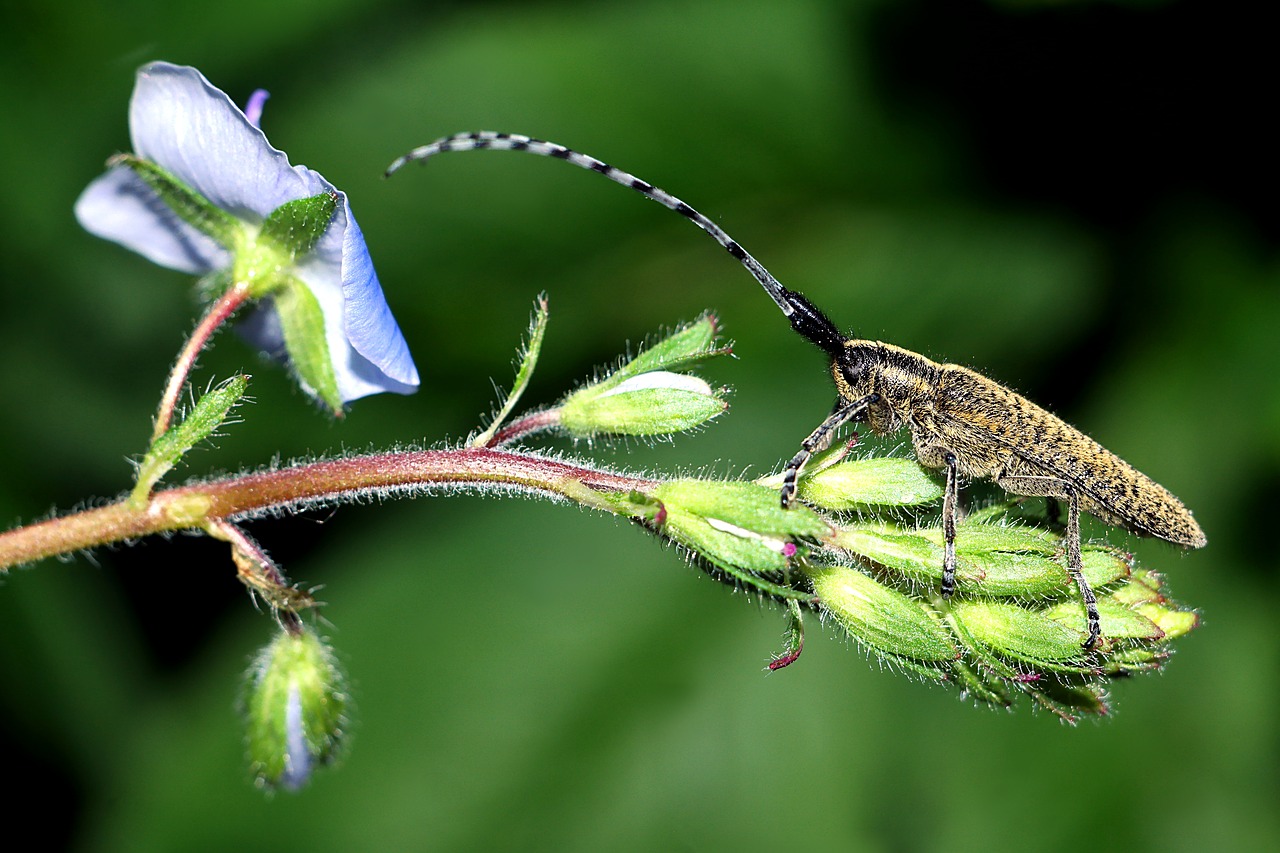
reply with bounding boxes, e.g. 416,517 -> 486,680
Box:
386,131 -> 800,318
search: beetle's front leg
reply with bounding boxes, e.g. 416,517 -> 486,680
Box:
780,393 -> 878,508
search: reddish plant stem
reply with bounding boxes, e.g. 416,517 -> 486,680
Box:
486,409 -> 562,447
0,448 -> 657,571
152,283 -> 252,442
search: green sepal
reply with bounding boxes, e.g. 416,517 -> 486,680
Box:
243,626 -> 348,791
273,276 -> 341,414
808,564 -> 958,663
951,658 -> 1015,708
1104,646 -> 1171,675
130,374 -> 250,504
259,192 -> 339,262
471,296 -> 550,447
109,153 -> 242,247
593,488 -> 668,522
796,457 -> 944,509
768,599 -> 806,670
609,314 -> 724,382
1030,681 -> 1111,717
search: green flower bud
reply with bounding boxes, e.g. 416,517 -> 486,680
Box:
244,626 -> 347,791
832,522 -> 1129,599
1109,568 -> 1200,640
952,600 -> 1089,666
808,564 -> 957,665
651,479 -> 830,599
796,457 -> 944,510
560,370 -> 727,436
558,316 -> 730,438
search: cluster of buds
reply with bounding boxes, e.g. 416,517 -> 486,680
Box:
652,455 -> 1195,719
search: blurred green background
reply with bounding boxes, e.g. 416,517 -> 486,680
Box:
1,0 -> 1275,850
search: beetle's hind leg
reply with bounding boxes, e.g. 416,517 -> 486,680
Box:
941,453 -> 960,598
1063,493 -> 1101,650
994,473 -> 1102,651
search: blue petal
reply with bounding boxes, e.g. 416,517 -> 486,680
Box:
336,202 -> 420,391
128,62 -> 329,222
74,164 -> 229,274
279,684 -> 312,791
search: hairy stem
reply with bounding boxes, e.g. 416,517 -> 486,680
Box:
0,447 -> 657,571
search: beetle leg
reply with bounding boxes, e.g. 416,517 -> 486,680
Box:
1065,491 -> 1102,651
780,393 -> 878,507
941,452 -> 959,597
995,471 -> 1102,651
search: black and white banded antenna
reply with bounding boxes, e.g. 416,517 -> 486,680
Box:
386,131 -> 847,357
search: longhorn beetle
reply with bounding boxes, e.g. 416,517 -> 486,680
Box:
387,131 -> 1206,650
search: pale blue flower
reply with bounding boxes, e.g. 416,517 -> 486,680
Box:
76,61 -> 418,404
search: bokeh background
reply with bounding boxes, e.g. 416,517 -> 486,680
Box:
1,1 -> 1275,850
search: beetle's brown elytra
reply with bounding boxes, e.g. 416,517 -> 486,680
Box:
390,131 -> 1207,651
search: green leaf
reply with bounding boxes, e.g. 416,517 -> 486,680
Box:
130,374 -> 250,504
471,296 -> 550,447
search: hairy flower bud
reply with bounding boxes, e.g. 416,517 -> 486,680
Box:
558,316 -> 729,438
648,479 -> 831,599
243,626 -> 347,791
808,564 -> 957,666
560,370 -> 727,436
795,457 -> 944,510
